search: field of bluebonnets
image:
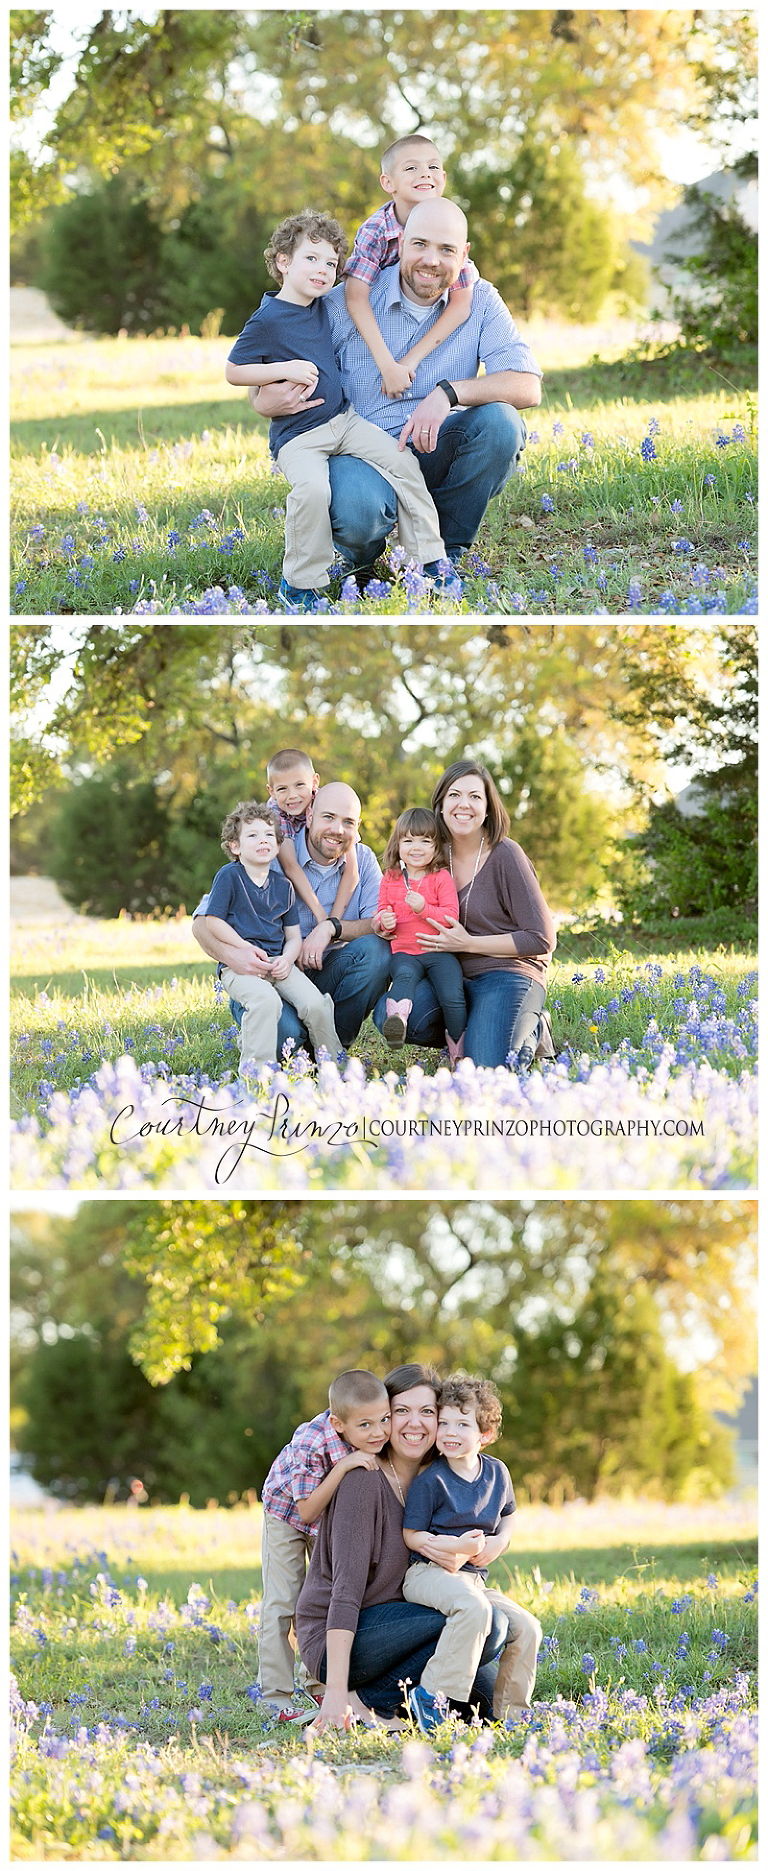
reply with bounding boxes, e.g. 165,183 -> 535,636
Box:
10,910 -> 757,1190
10,326 -> 758,617
11,1496 -> 758,1860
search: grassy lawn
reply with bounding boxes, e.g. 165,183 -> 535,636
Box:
11,328 -> 757,615
11,1498 -> 758,1859
10,912 -> 757,1115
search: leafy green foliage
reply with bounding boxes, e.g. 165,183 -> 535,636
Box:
46,765 -> 173,916
664,163 -> 758,360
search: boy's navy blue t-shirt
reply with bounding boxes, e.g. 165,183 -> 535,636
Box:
227,293 -> 347,454
205,860 -> 299,955
403,1454 -> 515,1577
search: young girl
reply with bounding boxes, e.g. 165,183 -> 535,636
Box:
373,807 -> 467,1064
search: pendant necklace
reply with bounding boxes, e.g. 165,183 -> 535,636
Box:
449,836 -> 485,923
387,1458 -> 406,1506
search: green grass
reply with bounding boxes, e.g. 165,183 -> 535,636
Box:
10,1499 -> 758,1858
11,1497 -> 758,1748
9,912 -> 757,1115
11,332 -> 757,614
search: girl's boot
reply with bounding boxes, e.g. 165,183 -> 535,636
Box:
446,1031 -> 465,1068
382,998 -> 412,1047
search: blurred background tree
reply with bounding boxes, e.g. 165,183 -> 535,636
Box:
10,622 -> 757,931
11,1200 -> 755,1505
10,8 -> 757,345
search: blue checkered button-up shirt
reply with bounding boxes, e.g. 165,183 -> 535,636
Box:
324,264 -> 542,438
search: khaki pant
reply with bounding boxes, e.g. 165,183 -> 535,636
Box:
259,1512 -> 324,1702
403,1561 -> 542,1717
220,963 -> 340,1069
277,406 -> 445,588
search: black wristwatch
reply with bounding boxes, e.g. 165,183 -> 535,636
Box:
328,917 -> 343,942
437,378 -> 459,407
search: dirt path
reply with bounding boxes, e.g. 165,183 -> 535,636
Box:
10,287 -> 79,345
10,876 -> 92,926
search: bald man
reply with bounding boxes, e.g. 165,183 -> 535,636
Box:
250,197 -> 543,586
193,783 -> 391,1054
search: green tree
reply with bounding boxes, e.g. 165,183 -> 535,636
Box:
663,161 -> 757,359
46,763 -> 173,915
508,1275 -> 734,1501
464,139 -> 645,321
38,176 -> 165,333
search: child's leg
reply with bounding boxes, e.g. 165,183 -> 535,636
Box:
219,967 -> 282,1069
336,409 -> 446,566
421,951 -> 467,1043
382,951 -> 424,1046
276,422 -> 340,590
259,1512 -> 314,1705
482,1589 -> 543,1720
402,1561 -> 493,1701
276,966 -> 341,1060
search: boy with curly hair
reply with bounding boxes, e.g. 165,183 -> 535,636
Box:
225,208 -> 446,609
402,1373 -> 542,1731
205,800 -> 340,1070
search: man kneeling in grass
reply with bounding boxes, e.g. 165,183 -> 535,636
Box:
204,801 -> 341,1073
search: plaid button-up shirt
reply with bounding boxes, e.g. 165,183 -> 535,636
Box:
261,1409 -> 352,1534
345,200 -> 476,291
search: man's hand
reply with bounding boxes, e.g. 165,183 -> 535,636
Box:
373,907 -> 397,936
301,921 -> 334,971
248,383 -> 324,418
381,358 -> 415,399
404,888 -> 426,914
235,944 -> 273,977
398,384 -> 452,453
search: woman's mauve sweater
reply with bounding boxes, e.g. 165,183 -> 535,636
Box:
457,838 -> 556,982
295,1466 -> 408,1679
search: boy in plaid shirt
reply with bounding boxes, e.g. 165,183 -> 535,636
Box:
258,1371 -> 391,1719
345,134 -> 478,399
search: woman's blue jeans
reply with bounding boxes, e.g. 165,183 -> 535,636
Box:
375,968 -> 546,1069
328,404 -> 526,568
315,1599 -> 508,1718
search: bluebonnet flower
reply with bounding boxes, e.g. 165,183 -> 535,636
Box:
135,504 -> 149,522
541,494 -> 554,513
670,499 -> 684,513
704,473 -> 716,487
647,416 -> 660,436
580,432 -> 595,449
672,539 -> 693,554
732,422 -> 746,442
583,544 -> 597,565
552,420 -> 564,438
29,523 -> 45,541
581,1654 -> 596,1674
641,436 -> 656,461
715,433 -> 730,448
15,580 -> 26,594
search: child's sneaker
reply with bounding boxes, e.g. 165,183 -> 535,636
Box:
273,1703 -> 318,1727
408,1684 -> 444,1734
277,577 -> 322,612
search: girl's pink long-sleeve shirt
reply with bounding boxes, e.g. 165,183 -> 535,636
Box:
377,865 -> 460,954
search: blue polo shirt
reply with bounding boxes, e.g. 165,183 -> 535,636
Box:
324,265 -> 542,438
403,1454 -> 515,1579
205,860 -> 299,956
227,291 -> 347,453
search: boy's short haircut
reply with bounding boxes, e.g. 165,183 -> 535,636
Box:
264,209 -> 348,283
220,801 -> 284,854
381,133 -> 442,173
382,806 -> 444,876
329,1369 -> 388,1421
267,748 -> 316,782
439,1374 -> 503,1439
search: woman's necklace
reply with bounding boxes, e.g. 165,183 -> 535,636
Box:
386,1458 -> 406,1507
449,836 -> 485,924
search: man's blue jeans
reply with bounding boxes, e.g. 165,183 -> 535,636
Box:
374,968 -> 547,1070
315,1598 -> 508,1719
230,933 -> 392,1056
328,403 -> 526,567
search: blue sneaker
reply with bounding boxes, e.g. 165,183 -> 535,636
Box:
277,577 -> 322,612
424,559 -> 464,599
408,1683 -> 444,1734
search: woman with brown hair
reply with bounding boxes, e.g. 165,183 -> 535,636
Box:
375,760 -> 556,1069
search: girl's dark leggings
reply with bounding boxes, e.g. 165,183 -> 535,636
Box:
389,950 -> 466,1042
